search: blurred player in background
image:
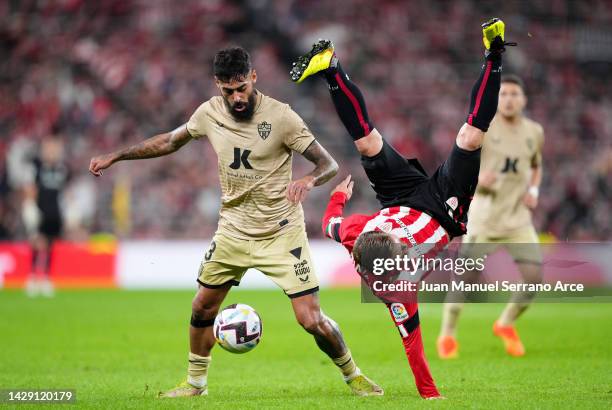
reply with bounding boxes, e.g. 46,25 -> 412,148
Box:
89,47 -> 383,397
291,19 -> 514,399
22,137 -> 70,297
438,75 -> 544,358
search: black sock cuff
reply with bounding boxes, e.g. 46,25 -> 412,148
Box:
190,315 -> 215,328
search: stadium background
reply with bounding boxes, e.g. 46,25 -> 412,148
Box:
1,2 -> 611,408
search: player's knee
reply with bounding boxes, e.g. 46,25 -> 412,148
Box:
518,262 -> 543,284
456,124 -> 484,151
191,293 -> 218,320
296,311 -> 324,334
355,129 -> 384,157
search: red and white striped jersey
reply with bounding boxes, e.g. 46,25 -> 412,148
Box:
322,192 -> 450,256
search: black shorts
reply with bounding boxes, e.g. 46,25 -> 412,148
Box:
360,139 -> 481,238
39,215 -> 63,239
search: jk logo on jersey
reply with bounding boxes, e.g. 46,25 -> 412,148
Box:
229,147 -> 253,169
257,121 -> 272,140
501,157 -> 519,173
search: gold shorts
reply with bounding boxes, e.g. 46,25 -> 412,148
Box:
197,227 -> 319,298
461,225 -> 542,264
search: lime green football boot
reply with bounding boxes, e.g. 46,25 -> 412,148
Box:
158,380 -> 207,398
346,372 -> 384,396
290,39 -> 336,83
481,18 -> 516,53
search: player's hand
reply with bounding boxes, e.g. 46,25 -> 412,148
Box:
286,175 -> 315,204
89,153 -> 116,177
478,170 -> 497,189
330,175 -> 354,200
522,191 -> 538,210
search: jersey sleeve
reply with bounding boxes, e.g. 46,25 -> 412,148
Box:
322,192 -> 371,253
531,123 -> 544,167
322,192 -> 348,242
186,101 -> 211,139
282,106 -> 316,153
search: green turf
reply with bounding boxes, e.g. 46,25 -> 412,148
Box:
0,289 -> 610,409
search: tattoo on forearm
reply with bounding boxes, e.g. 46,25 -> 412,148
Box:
116,125 -> 191,161
302,141 -> 339,186
117,134 -> 172,160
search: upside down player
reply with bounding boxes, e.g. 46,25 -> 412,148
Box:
290,19 -> 514,399
89,47 -> 382,398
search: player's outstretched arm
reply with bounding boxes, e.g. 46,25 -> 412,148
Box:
321,175 -> 353,241
286,141 -> 338,203
89,124 -> 194,176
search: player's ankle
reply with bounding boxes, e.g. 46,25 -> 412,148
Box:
187,375 -> 206,388
343,367 -> 362,382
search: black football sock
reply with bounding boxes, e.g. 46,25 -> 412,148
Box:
323,63 -> 374,141
466,52 -> 502,132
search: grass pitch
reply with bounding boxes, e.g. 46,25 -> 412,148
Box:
0,288 -> 610,409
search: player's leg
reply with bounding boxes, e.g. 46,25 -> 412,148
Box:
255,227 -> 382,396
387,302 -> 441,398
40,236 -> 56,297
438,235 -> 497,358
457,18 -> 512,150
26,234 -> 46,297
290,39 -> 381,157
27,225 -> 57,297
427,19 -> 511,240
494,227 -> 542,356
291,42 -> 436,208
160,234 -> 247,398
290,292 -> 383,396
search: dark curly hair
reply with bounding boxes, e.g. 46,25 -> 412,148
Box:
213,46 -> 252,82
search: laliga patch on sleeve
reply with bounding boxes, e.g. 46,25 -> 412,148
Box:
390,303 -> 409,323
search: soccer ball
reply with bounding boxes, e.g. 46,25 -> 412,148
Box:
213,303 -> 263,354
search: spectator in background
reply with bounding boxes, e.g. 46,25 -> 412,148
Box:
22,137 -> 70,297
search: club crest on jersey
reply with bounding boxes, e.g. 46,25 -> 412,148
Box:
257,121 -> 272,140
446,196 -> 458,218
378,222 -> 393,233
390,303 -> 409,323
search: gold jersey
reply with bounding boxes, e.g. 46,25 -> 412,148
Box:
186,92 -> 315,239
467,115 -> 544,237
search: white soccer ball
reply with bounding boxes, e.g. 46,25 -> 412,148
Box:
213,303 -> 263,354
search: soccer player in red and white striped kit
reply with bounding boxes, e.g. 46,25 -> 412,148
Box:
291,19 -> 514,399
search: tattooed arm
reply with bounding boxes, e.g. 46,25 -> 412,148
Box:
286,141 -> 339,204
89,124 -> 194,176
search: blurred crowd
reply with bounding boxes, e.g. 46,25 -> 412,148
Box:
1,0 -> 610,241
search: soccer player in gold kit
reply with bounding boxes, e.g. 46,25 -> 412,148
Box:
438,75 -> 544,358
89,47 -> 382,397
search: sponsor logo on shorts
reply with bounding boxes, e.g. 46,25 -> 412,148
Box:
390,303 -> 409,323
294,259 -> 310,282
